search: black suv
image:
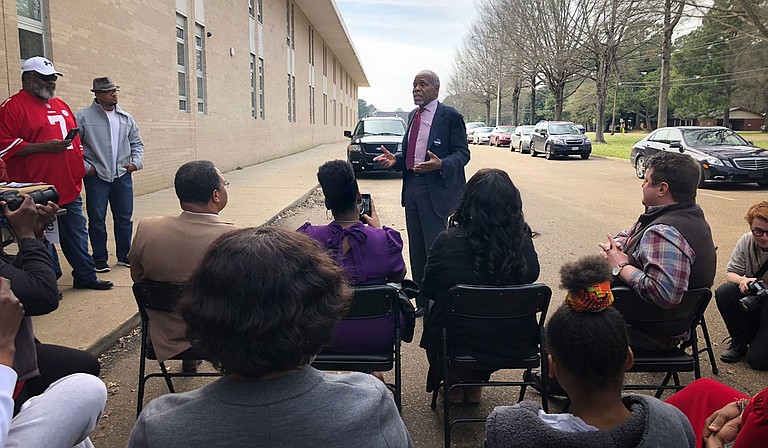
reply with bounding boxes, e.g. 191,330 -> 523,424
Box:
344,116 -> 406,174
530,121 -> 592,160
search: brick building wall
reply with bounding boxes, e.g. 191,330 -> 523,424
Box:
0,0 -> 365,194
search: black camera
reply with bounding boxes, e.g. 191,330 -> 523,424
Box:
739,280 -> 768,312
0,187 -> 59,212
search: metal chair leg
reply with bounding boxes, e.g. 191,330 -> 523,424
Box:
699,316 -> 719,375
159,361 -> 175,393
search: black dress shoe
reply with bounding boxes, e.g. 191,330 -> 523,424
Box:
720,337 -> 748,363
73,279 -> 114,290
414,306 -> 425,318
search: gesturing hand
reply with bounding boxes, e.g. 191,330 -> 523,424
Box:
373,146 -> 396,169
414,151 -> 442,173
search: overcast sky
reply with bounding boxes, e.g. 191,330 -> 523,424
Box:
335,0 -> 478,112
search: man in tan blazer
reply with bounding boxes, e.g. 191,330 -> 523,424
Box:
128,160 -> 236,372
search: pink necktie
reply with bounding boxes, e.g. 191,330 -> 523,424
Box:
406,108 -> 423,170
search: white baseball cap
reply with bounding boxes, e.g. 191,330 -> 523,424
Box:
21,56 -> 63,76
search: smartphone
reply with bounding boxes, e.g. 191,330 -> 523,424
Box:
359,193 -> 372,222
65,128 -> 79,140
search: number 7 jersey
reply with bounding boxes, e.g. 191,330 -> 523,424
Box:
0,89 -> 86,205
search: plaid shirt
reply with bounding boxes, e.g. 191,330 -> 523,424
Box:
614,223 -> 695,309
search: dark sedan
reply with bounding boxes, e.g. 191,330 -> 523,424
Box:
630,126 -> 768,187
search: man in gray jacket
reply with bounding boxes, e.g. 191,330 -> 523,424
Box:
75,77 -> 144,272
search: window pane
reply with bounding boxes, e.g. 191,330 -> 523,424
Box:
197,77 -> 204,97
176,27 -> 184,39
18,28 -> 44,60
198,101 -> 204,113
179,100 -> 186,110
178,72 -> 186,96
17,0 -> 41,21
177,42 -> 185,66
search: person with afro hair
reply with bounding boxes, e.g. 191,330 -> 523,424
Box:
484,254 -> 695,447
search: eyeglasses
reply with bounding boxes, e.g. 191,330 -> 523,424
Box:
752,228 -> 768,237
33,73 -> 57,82
219,181 -> 230,189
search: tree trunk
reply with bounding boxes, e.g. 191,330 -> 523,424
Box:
530,80 -> 537,124
658,0 -> 683,129
554,84 -> 564,121
511,83 -> 521,126
485,100 -> 491,125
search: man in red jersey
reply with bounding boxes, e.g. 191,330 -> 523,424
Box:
0,57 -> 112,290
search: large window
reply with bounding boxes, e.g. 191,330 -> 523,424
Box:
285,1 -> 294,48
309,86 -> 315,124
195,23 -> 206,114
176,14 -> 188,112
17,0 -> 46,60
257,0 -> 263,24
287,74 -> 292,122
258,58 -> 265,119
250,54 -> 257,118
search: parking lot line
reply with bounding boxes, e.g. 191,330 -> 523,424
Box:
699,192 -> 735,201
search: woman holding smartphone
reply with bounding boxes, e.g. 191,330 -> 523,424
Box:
298,160 -> 408,356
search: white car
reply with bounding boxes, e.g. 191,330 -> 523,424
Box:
465,122 -> 487,143
511,125 -> 535,153
472,127 -> 494,145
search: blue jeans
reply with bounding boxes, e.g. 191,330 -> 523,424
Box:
83,173 -> 134,263
53,196 -> 97,284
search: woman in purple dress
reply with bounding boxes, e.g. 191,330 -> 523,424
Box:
298,160 -> 407,353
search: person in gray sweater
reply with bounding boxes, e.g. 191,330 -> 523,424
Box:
484,255 -> 695,448
128,227 -> 412,447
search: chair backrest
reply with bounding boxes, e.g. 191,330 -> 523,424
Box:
132,280 -> 184,322
612,286 -> 712,338
342,285 -> 399,319
325,284 -> 401,353
444,283 -> 552,366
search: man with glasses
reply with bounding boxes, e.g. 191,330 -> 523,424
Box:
128,160 -> 235,373
75,77 -> 144,273
715,201 -> 768,368
0,57 -> 112,290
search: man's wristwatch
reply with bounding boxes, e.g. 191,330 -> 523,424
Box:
612,262 -> 629,276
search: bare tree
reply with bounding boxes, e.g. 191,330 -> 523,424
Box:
578,0 -> 658,142
657,0 -> 685,129
734,0 -> 768,40
496,0 -> 589,120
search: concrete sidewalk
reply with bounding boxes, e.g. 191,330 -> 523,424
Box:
31,142 -> 347,355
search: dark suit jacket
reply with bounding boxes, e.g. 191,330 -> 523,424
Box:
395,101 -> 470,219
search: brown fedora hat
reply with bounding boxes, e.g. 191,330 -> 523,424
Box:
91,77 -> 120,92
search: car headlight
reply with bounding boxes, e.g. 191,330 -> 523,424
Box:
348,144 -> 361,153
552,138 -> 565,145
583,137 -> 591,143
704,156 -> 723,166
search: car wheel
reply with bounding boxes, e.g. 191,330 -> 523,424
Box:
530,144 -> 537,157
545,144 -> 555,160
580,152 -> 590,160
634,155 -> 646,179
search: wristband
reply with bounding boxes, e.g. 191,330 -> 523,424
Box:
736,397 -> 750,414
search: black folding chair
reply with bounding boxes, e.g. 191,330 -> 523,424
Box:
311,284 -> 405,410
430,284 -> 552,448
133,280 -> 222,417
612,286 -> 715,398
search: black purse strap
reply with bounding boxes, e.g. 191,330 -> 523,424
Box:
754,257 -> 768,280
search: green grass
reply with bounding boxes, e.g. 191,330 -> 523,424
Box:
587,130 -> 768,159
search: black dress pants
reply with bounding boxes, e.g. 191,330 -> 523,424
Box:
13,343 -> 101,414
715,282 -> 768,370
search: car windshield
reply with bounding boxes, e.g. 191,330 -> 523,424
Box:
467,123 -> 486,129
682,129 -> 750,148
496,126 -> 514,133
549,123 -> 581,135
477,127 -> 494,133
356,120 -> 405,137
520,126 -> 534,135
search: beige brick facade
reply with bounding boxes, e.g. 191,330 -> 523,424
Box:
0,0 -> 366,194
